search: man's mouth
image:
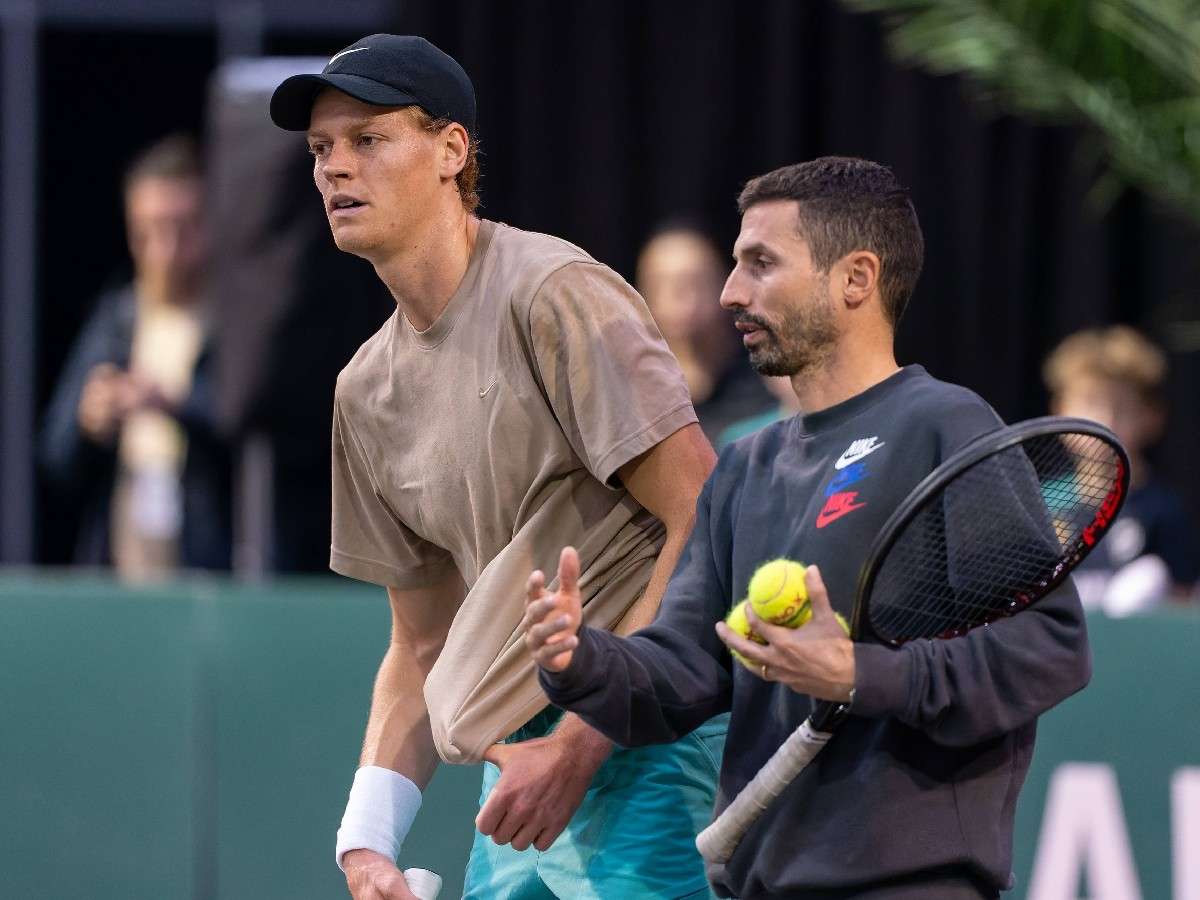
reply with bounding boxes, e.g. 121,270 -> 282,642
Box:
329,196 -> 368,216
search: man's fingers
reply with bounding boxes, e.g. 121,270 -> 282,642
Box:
526,569 -> 546,604
487,807 -> 521,846
744,603 -> 793,643
557,546 -> 580,597
805,565 -> 835,619
521,597 -> 559,638
534,635 -> 578,669
475,791 -> 506,836
509,821 -> 542,852
715,621 -> 770,666
481,743 -> 511,768
527,614 -> 573,647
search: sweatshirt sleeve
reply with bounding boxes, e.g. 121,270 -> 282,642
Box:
539,476 -> 734,745
851,404 -> 1094,745
851,579 -> 1091,746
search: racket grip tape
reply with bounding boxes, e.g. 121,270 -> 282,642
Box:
695,718 -> 832,865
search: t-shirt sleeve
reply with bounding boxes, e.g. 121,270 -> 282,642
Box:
527,261 -> 698,486
330,398 -> 457,588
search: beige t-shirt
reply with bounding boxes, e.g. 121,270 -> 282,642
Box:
331,220 -> 697,764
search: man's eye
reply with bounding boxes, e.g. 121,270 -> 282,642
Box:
307,144 -> 328,157
357,135 -> 376,147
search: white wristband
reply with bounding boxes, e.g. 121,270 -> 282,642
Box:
335,766 -> 422,872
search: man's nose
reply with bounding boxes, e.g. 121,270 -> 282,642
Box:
719,272 -> 747,310
319,143 -> 354,181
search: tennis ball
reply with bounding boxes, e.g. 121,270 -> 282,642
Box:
748,559 -> 810,627
724,600 -> 764,669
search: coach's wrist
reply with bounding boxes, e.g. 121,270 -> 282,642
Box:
537,625 -> 601,696
335,765 -> 422,871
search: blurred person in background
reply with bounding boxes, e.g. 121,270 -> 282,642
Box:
637,223 -> 776,442
1044,326 -> 1197,612
39,134 -> 231,581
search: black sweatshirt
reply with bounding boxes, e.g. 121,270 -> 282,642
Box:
540,366 -> 1092,899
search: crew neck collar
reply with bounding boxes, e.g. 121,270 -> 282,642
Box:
793,365 -> 927,437
406,218 -> 497,350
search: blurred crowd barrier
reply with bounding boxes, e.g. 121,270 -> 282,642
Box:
1,573 -> 1195,900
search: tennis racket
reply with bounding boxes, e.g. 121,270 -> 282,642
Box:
696,416 -> 1128,864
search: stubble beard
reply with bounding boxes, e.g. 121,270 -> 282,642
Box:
743,293 -> 840,378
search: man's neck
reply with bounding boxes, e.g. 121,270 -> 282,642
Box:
134,275 -> 201,312
373,210 -> 480,332
789,337 -> 900,415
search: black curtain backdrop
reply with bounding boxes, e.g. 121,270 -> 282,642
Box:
33,0 -> 1200,567
391,0 -> 1199,515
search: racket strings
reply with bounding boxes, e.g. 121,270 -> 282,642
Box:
868,432 -> 1124,643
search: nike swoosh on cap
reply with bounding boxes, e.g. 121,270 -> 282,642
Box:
328,46 -> 369,66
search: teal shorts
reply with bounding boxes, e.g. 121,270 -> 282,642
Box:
462,708 -> 728,900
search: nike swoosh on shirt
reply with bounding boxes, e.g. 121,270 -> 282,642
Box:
478,377 -> 498,398
816,491 -> 867,528
834,437 -> 885,469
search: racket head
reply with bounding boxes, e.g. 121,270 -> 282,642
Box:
851,416 -> 1129,646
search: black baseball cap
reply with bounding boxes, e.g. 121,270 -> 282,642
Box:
270,34 -> 476,134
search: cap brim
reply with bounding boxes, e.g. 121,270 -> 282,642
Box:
269,73 -> 422,131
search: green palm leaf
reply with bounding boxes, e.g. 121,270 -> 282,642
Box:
844,0 -> 1200,220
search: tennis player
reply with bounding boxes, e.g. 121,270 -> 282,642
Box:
270,34 -> 723,900
524,157 -> 1092,899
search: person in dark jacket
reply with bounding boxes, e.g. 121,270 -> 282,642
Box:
523,158 -> 1091,900
39,135 -> 231,578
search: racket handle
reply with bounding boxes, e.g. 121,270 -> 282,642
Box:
695,717 -> 832,865
403,867 -> 442,900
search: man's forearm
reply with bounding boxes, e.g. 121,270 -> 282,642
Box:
614,521 -> 693,635
556,521 -> 693,750
359,640 -> 441,788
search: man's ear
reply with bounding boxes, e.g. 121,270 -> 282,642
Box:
440,122 -> 469,180
841,250 -> 881,311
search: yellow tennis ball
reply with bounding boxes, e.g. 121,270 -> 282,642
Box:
748,559 -> 810,627
724,600 -> 764,669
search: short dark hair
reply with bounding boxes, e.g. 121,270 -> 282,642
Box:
410,108 -> 482,213
737,157 -> 924,326
123,133 -> 203,195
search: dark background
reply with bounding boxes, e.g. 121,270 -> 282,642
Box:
25,0 -> 1200,568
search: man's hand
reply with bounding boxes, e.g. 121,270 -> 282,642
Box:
715,565 -> 855,702
118,370 -> 174,416
475,720 -> 609,852
521,546 -> 582,672
77,363 -> 125,443
342,849 -> 418,900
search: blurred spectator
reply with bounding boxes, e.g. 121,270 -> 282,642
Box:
1044,326 -> 1198,612
636,223 -> 775,440
715,375 -> 803,449
39,135 -> 231,581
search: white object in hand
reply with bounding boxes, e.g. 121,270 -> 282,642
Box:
403,868 -> 442,900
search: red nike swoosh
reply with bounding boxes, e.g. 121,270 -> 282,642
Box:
816,497 -> 867,529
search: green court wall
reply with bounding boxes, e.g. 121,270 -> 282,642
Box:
0,574 -> 1194,899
